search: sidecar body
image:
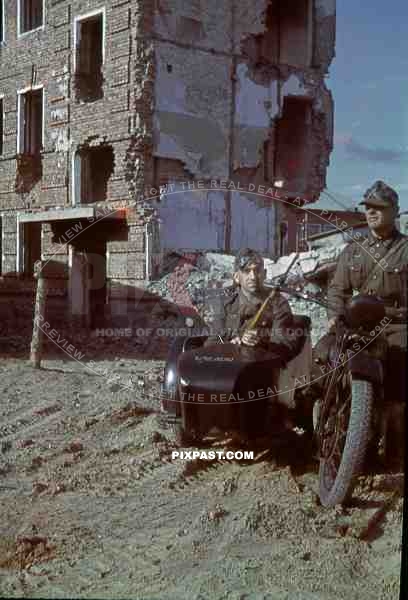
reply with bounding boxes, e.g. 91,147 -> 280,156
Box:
161,315 -> 312,440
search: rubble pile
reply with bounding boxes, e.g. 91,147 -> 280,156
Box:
0,244 -> 347,357
147,244 -> 348,346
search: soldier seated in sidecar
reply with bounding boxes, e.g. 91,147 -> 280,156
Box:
161,248 -> 313,443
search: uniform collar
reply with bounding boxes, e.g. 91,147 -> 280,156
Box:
238,287 -> 269,307
367,227 -> 401,247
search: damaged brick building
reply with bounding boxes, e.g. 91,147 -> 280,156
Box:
0,0 -> 336,322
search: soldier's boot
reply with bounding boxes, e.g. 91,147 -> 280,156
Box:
383,403 -> 405,471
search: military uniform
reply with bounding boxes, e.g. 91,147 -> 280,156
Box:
328,228 -> 407,345
327,227 -> 407,401
205,286 -> 300,363
326,178 -> 407,412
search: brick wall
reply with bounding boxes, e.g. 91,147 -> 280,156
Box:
0,1 -> 335,317
0,0 -> 156,289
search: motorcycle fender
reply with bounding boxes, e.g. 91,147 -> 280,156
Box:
348,354 -> 383,386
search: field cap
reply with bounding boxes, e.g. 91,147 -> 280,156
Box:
359,180 -> 399,209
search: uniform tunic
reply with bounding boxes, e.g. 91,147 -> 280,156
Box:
205,286 -> 300,363
327,228 -> 407,402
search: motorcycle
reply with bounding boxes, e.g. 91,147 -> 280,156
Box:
161,269 -> 314,445
160,254 -> 314,443
160,281 -> 395,507
160,311 -> 312,444
314,294 -> 390,507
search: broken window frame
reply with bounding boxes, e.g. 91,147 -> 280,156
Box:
17,85 -> 44,157
72,145 -> 114,206
0,0 -> 5,43
17,0 -> 44,36
257,0 -> 314,68
271,96 -> 313,194
73,8 -> 105,102
0,95 -> 3,156
16,218 -> 42,276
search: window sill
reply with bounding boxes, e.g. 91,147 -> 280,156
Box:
17,25 -> 45,39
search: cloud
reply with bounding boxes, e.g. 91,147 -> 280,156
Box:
335,135 -> 408,164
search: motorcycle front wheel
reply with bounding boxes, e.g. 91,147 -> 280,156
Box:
318,371 -> 374,507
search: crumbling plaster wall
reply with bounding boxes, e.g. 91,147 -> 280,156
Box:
154,42 -> 231,179
154,0 -> 232,54
155,0 -> 295,179
154,0 -> 335,183
154,186 -> 279,255
152,0 -> 335,253
314,0 -> 336,71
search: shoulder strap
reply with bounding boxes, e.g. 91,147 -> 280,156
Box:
360,235 -> 408,294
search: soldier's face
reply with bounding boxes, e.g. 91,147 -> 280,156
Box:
234,261 -> 266,294
365,204 -> 397,233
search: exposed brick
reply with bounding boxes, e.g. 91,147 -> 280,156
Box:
2,256 -> 17,272
110,6 -> 131,33
52,5 -> 71,27
108,31 -> 131,60
108,252 -> 145,279
54,30 -> 71,52
109,63 -> 130,88
0,0 -> 334,290
110,88 -> 130,113
2,233 -> 17,254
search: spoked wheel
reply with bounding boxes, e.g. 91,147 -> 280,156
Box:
318,367 -> 374,507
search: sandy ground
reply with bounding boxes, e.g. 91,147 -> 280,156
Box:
0,356 -> 404,599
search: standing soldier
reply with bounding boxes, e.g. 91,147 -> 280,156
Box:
327,180 -> 407,465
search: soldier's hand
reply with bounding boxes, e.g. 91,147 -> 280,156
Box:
328,317 -> 337,331
241,329 -> 261,347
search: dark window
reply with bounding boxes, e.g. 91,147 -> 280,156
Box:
23,222 -> 41,275
76,145 -> 114,204
20,0 -> 43,34
274,97 -> 312,193
307,223 -> 322,237
249,0 -> 312,68
0,98 -> 3,155
1,1 -> 4,42
20,88 -> 43,155
75,14 -> 104,102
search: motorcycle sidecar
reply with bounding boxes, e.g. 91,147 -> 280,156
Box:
161,315 -> 312,441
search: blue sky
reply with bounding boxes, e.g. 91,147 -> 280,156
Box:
324,0 -> 408,211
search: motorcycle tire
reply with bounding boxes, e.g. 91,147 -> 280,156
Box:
172,418 -> 201,446
318,377 -> 374,508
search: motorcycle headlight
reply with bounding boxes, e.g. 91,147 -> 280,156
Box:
166,369 -> 175,385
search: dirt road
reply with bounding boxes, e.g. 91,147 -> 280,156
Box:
0,357 -> 404,599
